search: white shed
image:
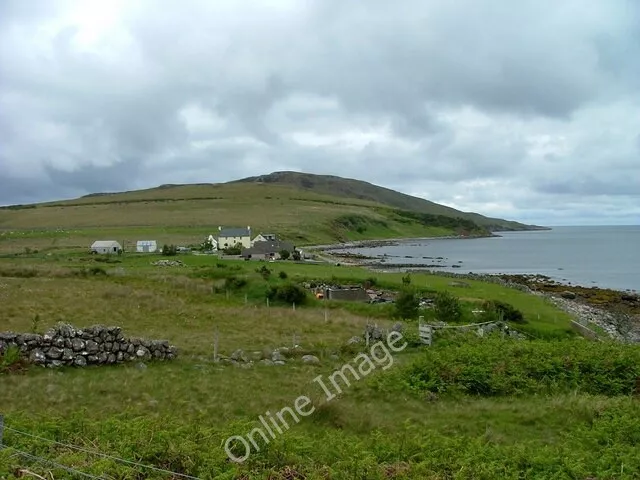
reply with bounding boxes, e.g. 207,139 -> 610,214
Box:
136,240 -> 158,253
90,240 -> 122,254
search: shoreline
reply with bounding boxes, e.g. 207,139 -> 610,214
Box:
306,237 -> 639,342
305,232 -> 499,252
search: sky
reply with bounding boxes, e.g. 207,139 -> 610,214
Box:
1,0 -> 639,226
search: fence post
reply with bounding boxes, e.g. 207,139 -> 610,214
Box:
213,328 -> 219,363
292,302 -> 296,312
266,297 -> 270,308
324,307 -> 328,323
245,293 -> 248,305
0,414 -> 4,449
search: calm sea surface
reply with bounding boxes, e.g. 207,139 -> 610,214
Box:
344,226 -> 640,292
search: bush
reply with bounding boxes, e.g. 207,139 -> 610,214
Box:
224,276 -> 247,291
162,244 -> 178,256
278,271 -> 288,279
394,289 -> 420,320
483,300 -> 526,324
256,265 -> 272,280
89,266 -> 107,276
267,283 -> 308,305
222,244 -> 242,255
292,250 -> 301,261
434,291 -> 463,323
279,249 -> 290,260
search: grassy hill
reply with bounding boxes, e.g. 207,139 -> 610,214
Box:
0,172 -> 543,253
233,171 -> 545,231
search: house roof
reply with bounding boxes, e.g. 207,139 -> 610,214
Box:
242,240 -> 294,256
219,227 -> 251,237
136,240 -> 157,245
91,240 -> 121,248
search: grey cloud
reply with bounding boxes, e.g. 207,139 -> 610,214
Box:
0,0 -> 639,226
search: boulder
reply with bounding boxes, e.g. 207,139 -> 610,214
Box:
302,355 -> 320,365
560,291 -> 577,300
231,349 -> 248,363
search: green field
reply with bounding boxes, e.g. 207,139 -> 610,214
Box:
1,246 -> 639,479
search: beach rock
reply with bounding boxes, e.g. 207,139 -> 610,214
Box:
560,291 -> 577,299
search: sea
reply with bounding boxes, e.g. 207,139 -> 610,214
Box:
339,226 -> 640,292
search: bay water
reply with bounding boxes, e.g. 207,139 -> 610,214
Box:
344,226 -> 639,292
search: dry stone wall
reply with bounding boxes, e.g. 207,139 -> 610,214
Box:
0,323 -> 177,368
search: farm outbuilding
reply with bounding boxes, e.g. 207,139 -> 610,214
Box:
136,240 -> 158,253
90,241 -> 122,254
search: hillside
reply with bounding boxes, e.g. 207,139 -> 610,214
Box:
234,171 -> 544,231
0,172 -> 542,253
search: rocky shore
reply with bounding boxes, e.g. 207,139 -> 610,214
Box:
310,243 -> 640,343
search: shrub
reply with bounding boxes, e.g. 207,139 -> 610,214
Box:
483,300 -> 526,324
394,289 -> 420,320
278,271 -> 288,279
162,244 -> 178,256
267,283 -> 308,305
434,291 -> 463,323
279,249 -> 290,260
224,276 -> 247,291
89,266 -> 107,276
222,244 -> 242,255
402,273 -> 411,286
292,250 -> 301,261
256,265 -> 272,280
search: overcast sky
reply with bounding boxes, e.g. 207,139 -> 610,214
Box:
1,0 -> 638,225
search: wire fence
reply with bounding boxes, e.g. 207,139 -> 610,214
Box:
0,416 -> 203,480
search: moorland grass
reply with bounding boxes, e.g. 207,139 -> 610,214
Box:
1,251 -> 639,479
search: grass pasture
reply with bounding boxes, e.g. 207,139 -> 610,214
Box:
1,249 -> 639,479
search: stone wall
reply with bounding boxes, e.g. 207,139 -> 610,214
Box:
0,323 -> 177,368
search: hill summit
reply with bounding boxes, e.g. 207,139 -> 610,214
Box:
234,171 -> 543,232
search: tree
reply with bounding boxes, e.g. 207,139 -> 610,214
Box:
202,238 -> 213,251
434,291 -> 462,323
394,289 -> 420,320
292,250 -> 301,261
223,243 -> 242,255
279,249 -> 291,260
162,244 -> 177,256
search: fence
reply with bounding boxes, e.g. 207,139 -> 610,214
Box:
0,415 -> 202,479
417,316 -> 532,346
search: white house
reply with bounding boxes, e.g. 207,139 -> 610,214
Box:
90,240 -> 122,254
218,226 -> 251,249
251,233 -> 277,246
136,240 -> 157,253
